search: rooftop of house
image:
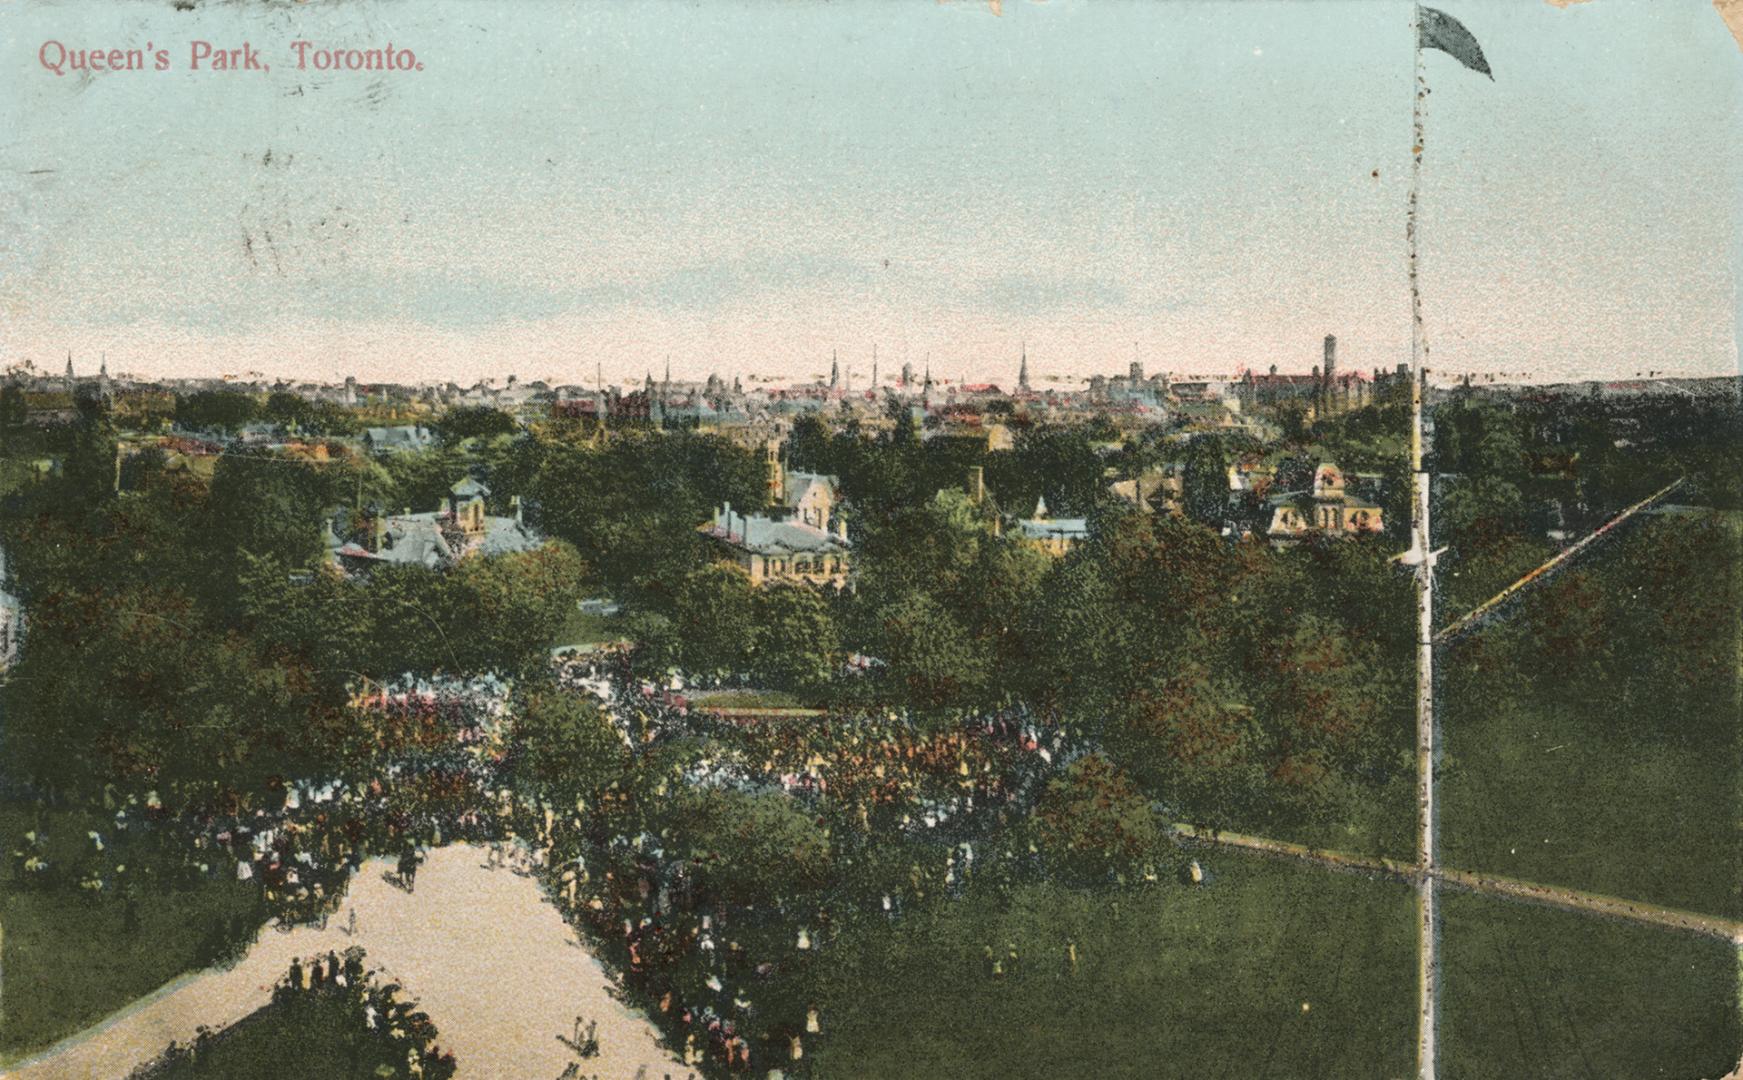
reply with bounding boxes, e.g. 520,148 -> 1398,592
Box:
364,425 -> 434,450
1266,486 -> 1383,511
782,469 -> 837,504
1017,496 -> 1088,540
701,506 -> 850,556
328,494 -> 541,571
1016,517 -> 1090,541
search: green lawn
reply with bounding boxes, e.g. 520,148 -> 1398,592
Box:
0,455 -> 40,496
1440,511 -> 1742,918
689,687 -> 806,710
802,851 -> 1418,1079
0,881 -> 264,1062
0,804 -> 265,1062
1441,890 -> 1740,1080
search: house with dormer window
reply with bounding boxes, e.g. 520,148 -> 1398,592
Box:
1266,462 -> 1384,544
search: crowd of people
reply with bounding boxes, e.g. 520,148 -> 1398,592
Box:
523,657 -> 1146,1077
130,947 -> 457,1079
6,674 -> 524,953
18,647 -> 1169,1079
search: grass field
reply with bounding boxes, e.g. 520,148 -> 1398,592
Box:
1440,890 -> 1740,1080
1440,511 -> 1742,919
688,687 -> 807,710
801,850 -> 1418,1079
0,804 -> 265,1062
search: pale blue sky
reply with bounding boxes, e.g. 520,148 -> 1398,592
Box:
1,0 -> 1736,386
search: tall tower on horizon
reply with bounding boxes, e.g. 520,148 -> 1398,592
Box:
1017,342 -> 1030,393
1321,333 -> 1338,415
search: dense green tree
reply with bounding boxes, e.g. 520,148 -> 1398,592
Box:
174,390 -> 260,433
378,446 -> 471,515
361,563 -> 460,675
529,430 -> 761,604
0,382 -> 26,449
263,392 -> 357,436
1438,475 -> 1526,541
1434,396 -> 1524,481
1181,435 -> 1230,528
981,427 -> 1103,518
667,564 -> 758,677
62,393 -> 120,510
1259,615 -> 1396,771
1031,753 -> 1166,883
201,450 -> 329,614
238,555 -> 373,700
505,682 -> 627,799
1106,658 -> 1260,825
433,405 -> 518,446
446,542 -> 588,676
785,415 -> 834,479
673,787 -> 832,908
868,591 -> 986,709
1,580 -> 305,793
750,582 -> 841,693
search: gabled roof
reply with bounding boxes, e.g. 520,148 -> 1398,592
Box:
333,507 -> 541,571
364,425 -> 433,450
701,510 -> 849,556
782,469 -> 837,507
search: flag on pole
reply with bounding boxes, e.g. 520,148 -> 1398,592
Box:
1419,6 -> 1493,79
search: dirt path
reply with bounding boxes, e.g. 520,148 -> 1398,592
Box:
1170,823 -> 1743,943
3,844 -> 689,1080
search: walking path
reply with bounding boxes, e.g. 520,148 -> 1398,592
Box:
3,844 -> 689,1080
1170,824 -> 1743,943
1435,476 -> 1683,643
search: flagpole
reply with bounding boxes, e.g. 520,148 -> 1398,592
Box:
1408,5 -> 1440,1080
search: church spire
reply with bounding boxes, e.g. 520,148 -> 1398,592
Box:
1018,341 -> 1030,393
829,350 -> 839,390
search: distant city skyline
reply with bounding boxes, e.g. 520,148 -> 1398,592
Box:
3,1 -> 1737,386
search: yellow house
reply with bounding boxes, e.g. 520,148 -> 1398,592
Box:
699,502 -> 852,588
1267,463 -> 1384,543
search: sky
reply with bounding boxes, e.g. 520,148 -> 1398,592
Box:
1,0 -> 1737,388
